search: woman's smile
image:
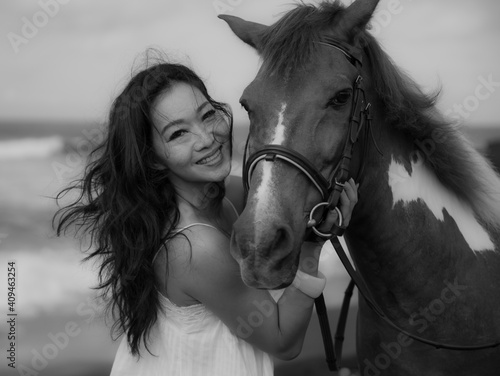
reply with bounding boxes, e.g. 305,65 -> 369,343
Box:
196,145 -> 223,166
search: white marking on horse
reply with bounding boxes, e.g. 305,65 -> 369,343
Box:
388,156 -> 495,252
253,103 -> 288,240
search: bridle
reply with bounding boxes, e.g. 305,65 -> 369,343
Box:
241,36 -> 500,372
243,37 -> 373,239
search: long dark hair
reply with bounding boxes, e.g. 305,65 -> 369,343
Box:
53,59 -> 233,356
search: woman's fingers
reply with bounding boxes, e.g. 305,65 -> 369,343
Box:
320,206 -> 340,230
315,179 -> 358,232
339,178 -> 359,227
343,178 -> 358,203
339,190 -> 351,226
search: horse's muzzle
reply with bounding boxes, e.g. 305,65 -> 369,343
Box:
230,219 -> 298,289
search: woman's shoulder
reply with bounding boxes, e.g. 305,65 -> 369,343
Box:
155,224 -> 234,304
164,223 -> 231,267
224,174 -> 245,214
166,224 -> 239,292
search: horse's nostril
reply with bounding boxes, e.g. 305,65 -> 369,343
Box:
232,221 -> 294,262
271,227 -> 292,254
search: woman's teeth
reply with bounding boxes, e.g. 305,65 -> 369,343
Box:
197,147 -> 222,165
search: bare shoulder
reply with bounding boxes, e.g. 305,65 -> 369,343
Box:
154,225 -> 240,304
182,225 -> 241,282
162,225 -> 240,286
225,174 -> 245,214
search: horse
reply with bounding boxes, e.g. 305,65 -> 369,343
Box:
219,0 -> 500,374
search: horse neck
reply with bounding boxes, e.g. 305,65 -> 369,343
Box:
345,112 -> 499,309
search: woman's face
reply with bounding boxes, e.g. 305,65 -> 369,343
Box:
151,82 -> 232,187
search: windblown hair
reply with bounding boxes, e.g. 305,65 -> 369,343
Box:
257,0 -> 500,230
53,57 -> 233,356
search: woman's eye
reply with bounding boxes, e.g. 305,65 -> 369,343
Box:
202,109 -> 216,121
328,91 -> 352,107
168,130 -> 187,141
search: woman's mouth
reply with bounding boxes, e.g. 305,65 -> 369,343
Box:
196,146 -> 223,165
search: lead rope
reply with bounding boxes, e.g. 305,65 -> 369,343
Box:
314,281 -> 356,372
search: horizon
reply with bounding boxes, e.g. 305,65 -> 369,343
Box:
1,117 -> 500,153
1,0 -> 499,126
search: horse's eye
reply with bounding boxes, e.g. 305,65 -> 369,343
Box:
328,90 -> 352,108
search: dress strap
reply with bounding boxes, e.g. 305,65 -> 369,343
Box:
153,200 -> 238,264
153,223 -> 222,263
171,223 -> 220,236
224,197 -> 239,218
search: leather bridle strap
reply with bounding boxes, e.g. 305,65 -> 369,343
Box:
329,236 -> 500,351
316,36 -> 363,67
244,145 -> 330,201
324,75 -> 368,212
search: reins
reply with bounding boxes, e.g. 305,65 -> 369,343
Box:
241,36 -> 500,372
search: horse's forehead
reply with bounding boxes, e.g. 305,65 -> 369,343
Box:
244,53 -> 353,106
243,74 -> 309,113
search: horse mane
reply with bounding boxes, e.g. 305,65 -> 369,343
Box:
259,0 -> 500,230
360,32 -> 500,231
259,1 -> 347,75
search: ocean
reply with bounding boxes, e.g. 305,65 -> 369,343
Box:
1,120 -> 499,375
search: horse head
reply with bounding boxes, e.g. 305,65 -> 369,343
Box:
221,0 -> 380,289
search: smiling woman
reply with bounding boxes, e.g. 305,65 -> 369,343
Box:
151,82 -> 233,187
52,51 -> 359,376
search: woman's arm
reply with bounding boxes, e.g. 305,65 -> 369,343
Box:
172,179 -> 358,359
171,227 -> 322,360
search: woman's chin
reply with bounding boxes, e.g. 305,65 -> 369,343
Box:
214,157 -> 232,179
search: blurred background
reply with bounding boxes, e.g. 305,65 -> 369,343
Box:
1,0 -> 499,375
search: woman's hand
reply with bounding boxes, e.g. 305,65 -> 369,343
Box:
310,178 -> 359,239
299,179 -> 359,272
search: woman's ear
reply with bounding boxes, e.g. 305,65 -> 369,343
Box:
151,161 -> 167,171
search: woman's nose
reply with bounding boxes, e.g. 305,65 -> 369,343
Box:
193,124 -> 214,150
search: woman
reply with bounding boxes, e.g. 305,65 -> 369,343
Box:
54,60 -> 358,375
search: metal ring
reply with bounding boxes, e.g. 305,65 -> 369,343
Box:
308,205 -> 343,239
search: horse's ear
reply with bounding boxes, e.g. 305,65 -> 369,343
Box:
218,14 -> 267,51
337,0 -> 380,41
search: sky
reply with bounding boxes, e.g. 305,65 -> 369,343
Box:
1,0 -> 500,127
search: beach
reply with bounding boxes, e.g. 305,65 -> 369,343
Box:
1,120 -> 499,375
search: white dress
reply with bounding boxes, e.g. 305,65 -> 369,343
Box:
109,199 -> 274,376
